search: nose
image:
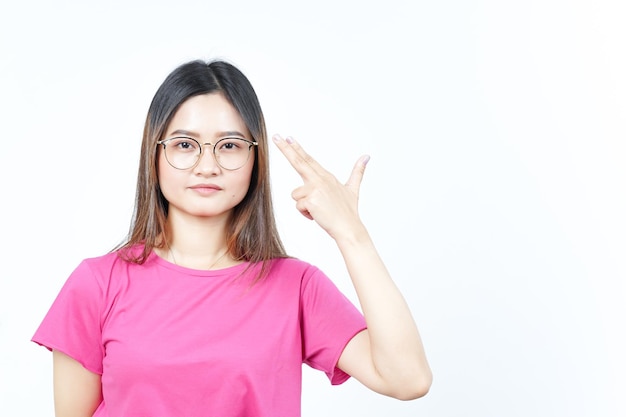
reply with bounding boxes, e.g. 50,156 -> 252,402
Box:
193,143 -> 221,175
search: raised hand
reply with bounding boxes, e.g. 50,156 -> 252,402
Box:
272,134 -> 370,241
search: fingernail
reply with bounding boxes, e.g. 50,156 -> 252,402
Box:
272,134 -> 281,143
285,136 -> 294,144
362,155 -> 371,165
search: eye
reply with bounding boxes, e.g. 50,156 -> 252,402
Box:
170,137 -> 198,152
217,138 -> 246,152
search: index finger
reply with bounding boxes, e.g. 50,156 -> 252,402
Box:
271,134 -> 327,180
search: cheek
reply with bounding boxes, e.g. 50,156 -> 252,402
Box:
231,165 -> 255,200
157,156 -> 181,199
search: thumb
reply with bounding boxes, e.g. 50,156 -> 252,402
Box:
345,155 -> 369,192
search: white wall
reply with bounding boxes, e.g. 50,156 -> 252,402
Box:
1,1 -> 624,416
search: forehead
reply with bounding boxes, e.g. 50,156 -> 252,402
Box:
166,93 -> 250,138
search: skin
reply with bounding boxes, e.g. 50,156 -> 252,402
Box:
52,93 -> 431,416
52,350 -> 102,417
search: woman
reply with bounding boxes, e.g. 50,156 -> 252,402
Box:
32,59 -> 432,416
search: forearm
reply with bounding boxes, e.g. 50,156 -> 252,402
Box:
335,224 -> 432,390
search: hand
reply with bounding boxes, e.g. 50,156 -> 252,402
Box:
272,134 -> 370,240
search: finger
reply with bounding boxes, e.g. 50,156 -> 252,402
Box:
345,155 -> 370,193
282,136 -> 327,173
291,185 -> 309,201
295,200 -> 314,220
272,134 -> 325,180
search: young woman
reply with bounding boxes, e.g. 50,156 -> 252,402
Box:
32,59 -> 432,417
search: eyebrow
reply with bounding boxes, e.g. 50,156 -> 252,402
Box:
169,129 -> 247,138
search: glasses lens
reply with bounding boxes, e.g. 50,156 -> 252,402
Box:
214,138 -> 252,170
164,137 -> 200,170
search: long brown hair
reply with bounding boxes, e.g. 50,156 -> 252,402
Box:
116,60 -> 287,279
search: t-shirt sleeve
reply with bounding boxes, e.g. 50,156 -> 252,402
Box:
31,260 -> 105,375
300,267 -> 367,385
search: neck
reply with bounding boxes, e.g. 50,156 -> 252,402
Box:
163,211 -> 232,269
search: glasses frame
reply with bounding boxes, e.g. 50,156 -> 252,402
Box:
157,136 -> 258,171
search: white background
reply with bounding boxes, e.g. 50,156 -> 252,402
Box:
1,1 -> 625,416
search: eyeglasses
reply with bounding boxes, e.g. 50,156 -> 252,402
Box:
157,136 -> 258,171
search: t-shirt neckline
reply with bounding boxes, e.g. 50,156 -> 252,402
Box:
149,250 -> 251,277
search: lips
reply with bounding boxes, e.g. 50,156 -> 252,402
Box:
189,184 -> 222,194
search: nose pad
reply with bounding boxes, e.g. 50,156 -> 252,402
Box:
194,144 -> 221,174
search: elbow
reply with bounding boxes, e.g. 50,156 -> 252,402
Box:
389,371 -> 433,401
395,378 -> 432,401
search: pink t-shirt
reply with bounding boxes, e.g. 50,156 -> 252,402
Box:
32,250 -> 367,417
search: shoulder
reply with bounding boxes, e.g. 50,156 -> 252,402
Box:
267,257 -> 334,292
68,250 -> 138,291
80,250 -> 133,275
268,257 -> 320,278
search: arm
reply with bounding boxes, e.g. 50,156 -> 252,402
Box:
335,231 -> 432,400
272,135 -> 432,400
52,350 -> 102,417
